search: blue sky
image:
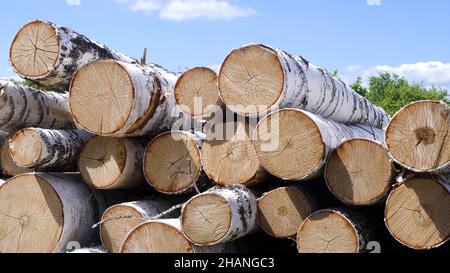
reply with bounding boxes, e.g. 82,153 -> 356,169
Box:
1,0 -> 450,89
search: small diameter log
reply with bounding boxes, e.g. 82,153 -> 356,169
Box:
70,246 -> 107,254
79,136 -> 146,190
325,138 -> 395,206
9,128 -> 91,171
254,109 -> 384,181
1,135 -> 32,176
0,80 -> 73,132
257,186 -> 316,238
385,176 -> 449,250
121,219 -> 239,253
144,131 -> 208,194
202,121 -> 267,186
70,60 -> 186,137
100,199 -> 177,253
297,209 -> 373,253
9,20 -> 136,91
386,101 -> 450,174
219,44 -> 390,128
0,173 -> 98,253
181,185 -> 258,246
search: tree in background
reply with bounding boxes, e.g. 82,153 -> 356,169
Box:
351,72 -> 449,116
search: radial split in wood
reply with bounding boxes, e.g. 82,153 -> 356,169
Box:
385,176 -> 449,250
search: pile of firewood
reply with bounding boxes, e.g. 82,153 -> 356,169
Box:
0,20 -> 448,253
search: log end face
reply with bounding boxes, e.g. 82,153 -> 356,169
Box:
9,128 -> 42,168
218,44 -> 284,116
0,136 -> 32,176
254,109 -> 325,181
10,20 -> 60,78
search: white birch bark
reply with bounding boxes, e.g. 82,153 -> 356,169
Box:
0,80 -> 74,132
69,245 -> 107,253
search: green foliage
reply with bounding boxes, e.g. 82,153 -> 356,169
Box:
332,69 -> 339,77
12,79 -> 56,92
352,72 -> 449,116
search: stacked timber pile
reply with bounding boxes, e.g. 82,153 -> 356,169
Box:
0,21 -> 448,253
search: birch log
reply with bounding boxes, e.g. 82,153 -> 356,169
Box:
79,136 -> 146,190
202,121 -> 268,186
70,245 -> 107,254
9,20 -> 136,91
385,176 -> 449,250
219,44 -> 390,128
254,109 -> 384,181
144,131 -> 209,194
174,67 -> 223,118
325,138 -> 395,206
0,80 -> 73,132
297,209 -> 374,253
121,218 -> 239,253
9,128 -> 91,171
70,60 -> 190,137
100,199 -> 177,253
385,101 -> 450,174
1,135 -> 32,176
181,185 -> 258,246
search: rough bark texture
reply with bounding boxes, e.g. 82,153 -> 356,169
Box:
10,20 -> 136,91
0,80 -> 74,132
9,128 -> 91,171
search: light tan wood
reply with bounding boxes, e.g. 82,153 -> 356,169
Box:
325,139 -> 395,205
219,45 -> 284,116
386,101 -> 450,172
181,194 -> 232,245
70,60 -> 134,135
297,210 -> 359,253
257,187 -> 312,238
254,109 -> 324,180
144,132 -> 202,194
78,136 -> 126,189
174,67 -> 221,117
385,177 -> 450,250
0,175 -> 63,253
0,135 -> 31,176
202,122 -> 264,185
9,21 -> 59,78
9,128 -> 42,168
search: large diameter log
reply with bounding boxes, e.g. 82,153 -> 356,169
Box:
79,136 -> 146,190
0,173 -> 98,253
386,101 -> 450,174
174,67 -> 223,118
297,209 -> 374,253
121,218 -> 239,253
181,185 -> 258,246
325,138 -> 395,206
202,121 -> 268,186
70,60 -> 186,137
9,128 -> 91,171
0,135 -> 32,176
9,20 -> 136,91
385,176 -> 449,250
219,44 -> 390,128
254,108 -> 384,181
100,199 -> 177,253
0,80 -> 73,132
144,131 -> 208,194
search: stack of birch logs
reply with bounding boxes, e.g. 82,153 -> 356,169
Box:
0,20 -> 448,253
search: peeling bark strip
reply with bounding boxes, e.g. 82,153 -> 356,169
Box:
78,136 -> 146,190
325,138 -> 396,206
254,108 -> 384,181
9,20 -> 136,91
219,44 -> 390,128
297,208 -> 375,253
386,100 -> 450,174
385,176 -> 450,250
0,80 -> 73,132
181,185 -> 258,246
70,60 -> 191,137
144,131 -> 210,194
0,134 -> 32,176
9,128 -> 91,171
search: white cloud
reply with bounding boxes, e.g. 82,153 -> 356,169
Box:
66,0 -> 81,6
367,0 -> 381,6
115,0 -> 256,21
